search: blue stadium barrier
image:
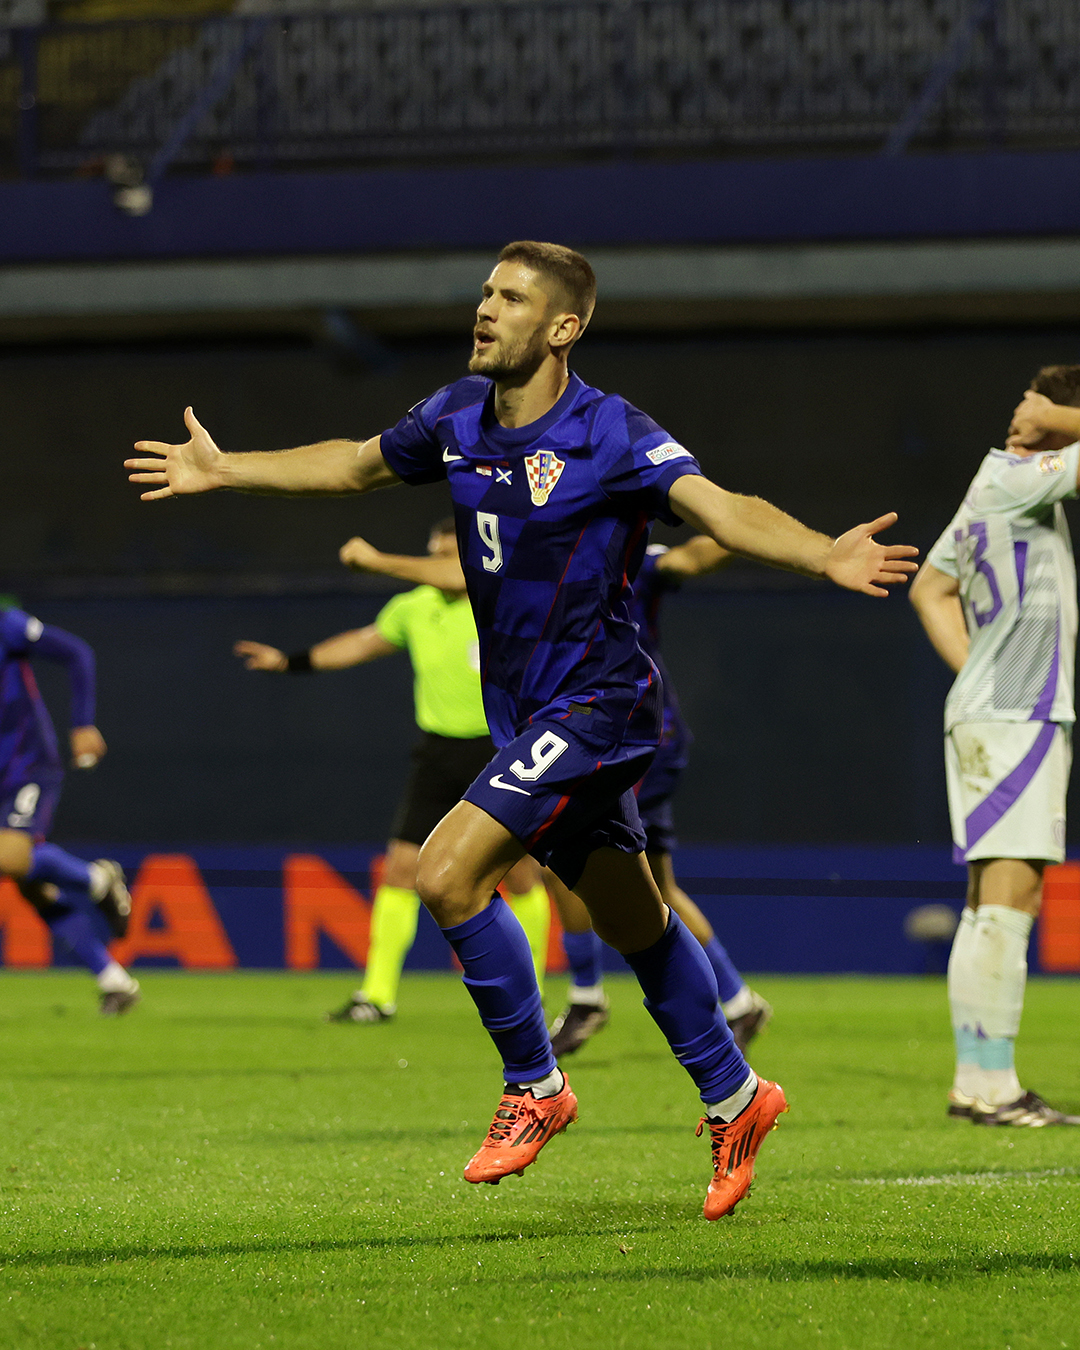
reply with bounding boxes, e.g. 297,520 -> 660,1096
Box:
4,149 -> 1080,264
6,841 -> 1061,977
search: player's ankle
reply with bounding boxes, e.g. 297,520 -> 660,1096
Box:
705,1071 -> 758,1122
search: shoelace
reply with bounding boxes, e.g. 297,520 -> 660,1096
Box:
483,1095 -> 529,1145
695,1115 -> 730,1171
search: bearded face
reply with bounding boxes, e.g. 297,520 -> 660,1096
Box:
468,314 -> 551,382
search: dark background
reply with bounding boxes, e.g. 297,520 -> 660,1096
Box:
6,322 -> 1079,847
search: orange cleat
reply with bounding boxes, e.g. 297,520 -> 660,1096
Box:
697,1077 -> 788,1220
464,1075 -> 578,1184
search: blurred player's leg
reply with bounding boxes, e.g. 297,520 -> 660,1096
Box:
17,879 -> 139,1015
574,846 -> 786,1217
647,850 -> 772,1055
1,822 -> 137,1014
327,840 -> 420,1023
544,868 -> 609,1056
504,856 -> 550,991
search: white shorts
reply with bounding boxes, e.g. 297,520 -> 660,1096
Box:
945,720 -> 1071,865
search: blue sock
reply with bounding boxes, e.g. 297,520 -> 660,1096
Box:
47,905 -> 111,976
27,843 -> 93,895
623,909 -> 749,1104
702,935 -> 746,1006
442,896 -> 556,1085
563,929 -> 604,988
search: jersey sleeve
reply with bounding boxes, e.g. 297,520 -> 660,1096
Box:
989,442 -> 1080,521
594,398 -> 704,526
379,387 -> 453,486
926,515 -> 961,578
373,591 -> 414,649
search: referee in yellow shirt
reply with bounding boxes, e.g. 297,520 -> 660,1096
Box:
234,518 -> 550,1021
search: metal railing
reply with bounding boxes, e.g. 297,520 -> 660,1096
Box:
2,0 -> 1079,180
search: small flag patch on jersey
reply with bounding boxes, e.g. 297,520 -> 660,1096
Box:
646,441 -> 692,465
1038,454 -> 1065,474
525,450 -> 565,505
476,465 -> 493,476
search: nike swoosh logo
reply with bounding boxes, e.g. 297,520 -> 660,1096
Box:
443,447 -> 464,462
489,775 -> 530,795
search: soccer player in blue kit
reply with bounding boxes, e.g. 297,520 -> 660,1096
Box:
0,599 -> 138,1013
127,241 -> 917,1218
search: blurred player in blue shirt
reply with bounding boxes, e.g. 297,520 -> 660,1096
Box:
547,537 -> 773,1058
129,240 -> 917,1218
0,599 -> 139,1013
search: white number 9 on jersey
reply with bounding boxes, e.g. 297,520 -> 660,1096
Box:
510,731 -> 569,781
477,512 -> 503,573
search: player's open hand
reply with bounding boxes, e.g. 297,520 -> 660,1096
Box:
233,640 -> 288,672
126,407 -> 226,501
71,724 -> 107,769
824,513 -> 919,598
339,536 -> 384,573
1006,389 -> 1056,448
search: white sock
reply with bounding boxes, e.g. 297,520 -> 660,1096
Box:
722,986 -> 754,1020
569,984 -> 605,1006
96,961 -> 136,994
970,905 -> 1032,1106
519,1068 -> 564,1099
947,907 -> 980,1097
706,1070 -> 758,1122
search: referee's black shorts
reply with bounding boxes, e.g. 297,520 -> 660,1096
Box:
389,730 -> 495,847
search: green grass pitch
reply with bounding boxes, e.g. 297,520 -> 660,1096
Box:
0,971 -> 1077,1350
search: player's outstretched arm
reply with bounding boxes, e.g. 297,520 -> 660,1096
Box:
126,408 -> 400,501
234,626 -> 399,673
1007,390 -> 1080,459
339,536 -> 466,590
668,475 -> 918,597
909,564 -> 969,674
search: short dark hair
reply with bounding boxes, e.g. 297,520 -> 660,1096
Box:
432,517 -> 456,537
1030,365 -> 1080,407
497,241 -> 597,329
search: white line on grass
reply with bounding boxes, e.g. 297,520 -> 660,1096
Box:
850,1167 -> 1080,1187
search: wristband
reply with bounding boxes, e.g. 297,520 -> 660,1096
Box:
286,650 -> 313,673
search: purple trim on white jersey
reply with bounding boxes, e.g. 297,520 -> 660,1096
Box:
964,720 -> 1058,853
1030,622 -> 1060,722
1014,540 -> 1028,606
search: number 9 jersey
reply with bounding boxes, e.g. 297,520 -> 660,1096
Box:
379,373 -> 705,750
927,441 -> 1079,730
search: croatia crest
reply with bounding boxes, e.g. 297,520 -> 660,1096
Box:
524,449 -> 565,506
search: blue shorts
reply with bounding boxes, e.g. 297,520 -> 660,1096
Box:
1,772 -> 63,841
462,716 -> 654,889
634,733 -> 688,854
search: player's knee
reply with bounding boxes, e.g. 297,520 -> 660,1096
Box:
415,848 -> 463,926
0,829 -> 32,878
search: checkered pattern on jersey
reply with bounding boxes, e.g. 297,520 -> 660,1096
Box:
0,610 -> 62,794
381,373 -> 704,748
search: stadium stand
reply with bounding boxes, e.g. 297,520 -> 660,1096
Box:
2,0 -> 1080,179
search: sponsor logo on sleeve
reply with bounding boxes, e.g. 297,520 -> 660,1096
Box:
1038,453 -> 1065,475
524,450 -> 565,505
646,442 -> 692,465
